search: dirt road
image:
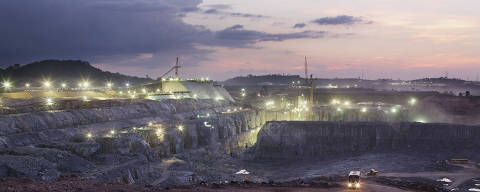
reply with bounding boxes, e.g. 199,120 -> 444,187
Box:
167,181 -> 412,192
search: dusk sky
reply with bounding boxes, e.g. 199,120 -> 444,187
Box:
1,0 -> 479,80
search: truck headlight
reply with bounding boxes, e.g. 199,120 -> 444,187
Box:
348,183 -> 352,187
355,183 -> 360,188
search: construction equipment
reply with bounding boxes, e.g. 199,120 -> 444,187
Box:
348,170 -> 361,190
304,56 -> 308,86
309,74 -> 313,121
366,169 -> 379,176
450,158 -> 469,164
159,57 -> 181,79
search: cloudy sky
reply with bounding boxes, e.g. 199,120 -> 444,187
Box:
1,0 -> 479,80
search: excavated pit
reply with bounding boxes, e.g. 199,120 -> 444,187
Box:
1,95 -> 480,189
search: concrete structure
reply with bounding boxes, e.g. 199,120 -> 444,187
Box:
150,80 -> 234,102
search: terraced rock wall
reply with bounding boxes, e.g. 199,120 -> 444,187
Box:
0,99 -> 266,183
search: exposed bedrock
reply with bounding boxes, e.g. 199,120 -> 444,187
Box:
0,99 -> 266,183
255,121 -> 480,160
0,99 -> 240,148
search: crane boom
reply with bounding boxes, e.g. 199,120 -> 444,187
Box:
159,57 -> 181,79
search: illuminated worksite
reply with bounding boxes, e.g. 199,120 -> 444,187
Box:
2,1 -> 480,191
1,59 -> 479,192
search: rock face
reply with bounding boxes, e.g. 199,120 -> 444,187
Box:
255,121 -> 480,160
0,98 -> 266,184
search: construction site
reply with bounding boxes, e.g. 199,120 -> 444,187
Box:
0,58 -> 479,192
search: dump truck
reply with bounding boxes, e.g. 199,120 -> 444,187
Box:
348,170 -> 361,189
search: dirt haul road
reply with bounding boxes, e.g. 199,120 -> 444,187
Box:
0,177 -> 413,192
168,181 -> 412,192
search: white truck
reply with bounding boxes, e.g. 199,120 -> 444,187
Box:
348,170 -> 361,189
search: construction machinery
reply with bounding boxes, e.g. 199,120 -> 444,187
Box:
304,56 -> 308,86
450,158 -> 469,164
366,169 -> 379,176
348,170 -> 361,190
309,74 -> 313,120
159,57 -> 181,80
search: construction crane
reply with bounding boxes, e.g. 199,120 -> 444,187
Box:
309,74 -> 314,121
159,57 -> 181,79
304,56 -> 308,85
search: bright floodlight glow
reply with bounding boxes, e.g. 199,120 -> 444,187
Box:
177,125 -> 184,131
156,128 -> 163,136
409,98 -> 417,105
43,81 -> 51,88
110,130 -> 115,134
2,81 -> 11,88
344,101 -> 351,106
331,99 -> 341,105
415,118 -> 427,123
391,108 -> 398,113
265,100 -> 275,106
86,133 -> 92,138
361,107 -> 367,113
61,83 -> 66,88
142,88 -> 147,93
107,82 -> 113,87
45,98 -> 53,105
25,83 -> 30,87
125,83 -> 130,87
82,82 -> 89,88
